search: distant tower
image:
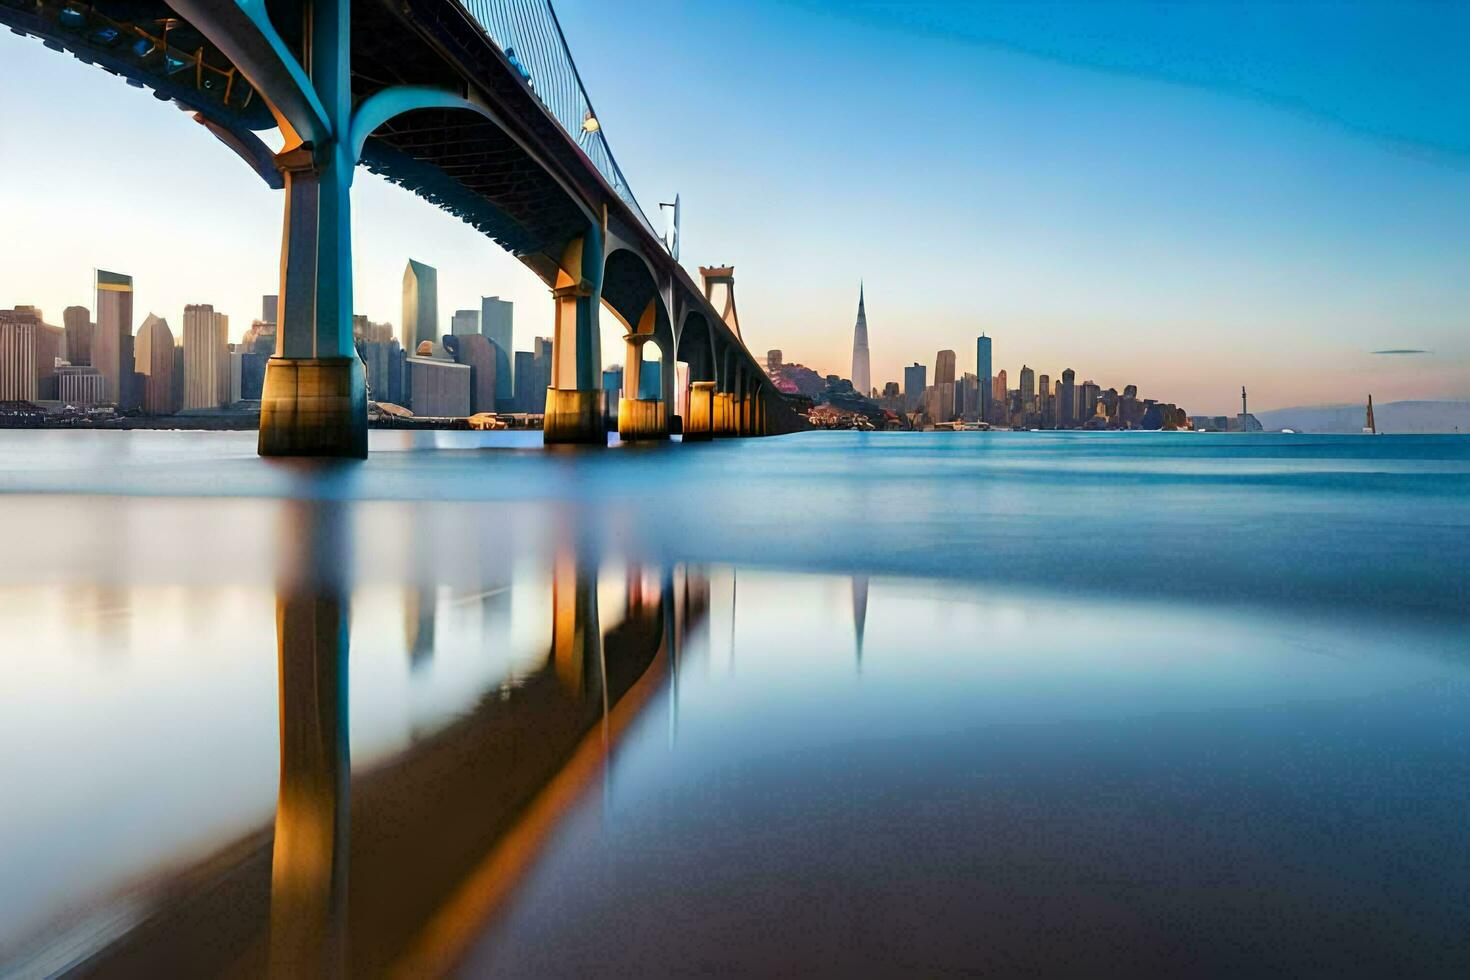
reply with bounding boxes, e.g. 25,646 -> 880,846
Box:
402,259 -> 438,354
699,266 -> 743,342
850,282 -> 870,396
1241,385 -> 1248,415
93,269 -> 133,403
976,334 -> 992,417
934,349 -> 956,387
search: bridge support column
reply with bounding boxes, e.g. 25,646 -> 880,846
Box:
618,325 -> 667,442
685,381 -> 715,441
546,230 -> 607,445
257,0 -> 365,458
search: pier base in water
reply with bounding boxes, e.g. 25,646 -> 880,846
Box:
544,388 -> 606,445
259,357 -> 367,459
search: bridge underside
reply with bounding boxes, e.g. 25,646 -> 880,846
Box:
1,0 -> 809,450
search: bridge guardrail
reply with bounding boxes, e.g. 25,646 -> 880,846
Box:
459,0 -> 661,242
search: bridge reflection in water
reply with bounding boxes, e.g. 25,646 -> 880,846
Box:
75,498 -> 708,977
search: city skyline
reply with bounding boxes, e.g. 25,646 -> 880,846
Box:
3,3 -> 1468,414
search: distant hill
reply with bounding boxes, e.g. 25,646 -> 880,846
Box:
1255,400 -> 1470,434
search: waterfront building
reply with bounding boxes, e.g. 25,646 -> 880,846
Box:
976,334 -> 992,419
451,309 -> 480,336
935,349 -> 956,388
480,296 -> 514,402
361,339 -> 404,405
402,259 -> 438,354
1080,380 -> 1101,422
134,313 -> 177,414
0,308 -> 38,400
56,364 -> 105,404
850,283 -> 870,397
1019,366 -> 1035,412
93,270 -> 133,403
443,332 -> 497,413
63,306 -> 91,366
183,304 -> 229,409
993,369 -> 1007,406
904,362 -> 926,411
229,352 -> 270,402
959,372 -> 980,421
407,355 -> 470,417
1056,368 -> 1075,427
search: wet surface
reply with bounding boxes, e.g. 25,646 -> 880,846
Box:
1,430 -> 1468,976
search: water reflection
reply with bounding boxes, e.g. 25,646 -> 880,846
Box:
270,499 -> 351,977
30,496 -> 707,976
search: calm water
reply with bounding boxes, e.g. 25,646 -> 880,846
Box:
1,430 -> 1468,976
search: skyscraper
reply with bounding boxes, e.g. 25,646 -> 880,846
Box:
480,296 -> 513,402
1059,367 -> 1076,427
0,308 -> 38,400
63,306 -> 91,366
976,334 -> 992,418
903,362 -> 927,411
262,295 -> 278,326
134,313 -> 176,415
850,282 -> 870,396
183,304 -> 228,409
1019,365 -> 1035,411
93,269 -> 133,403
451,309 -> 480,336
934,349 -> 956,387
402,259 -> 438,354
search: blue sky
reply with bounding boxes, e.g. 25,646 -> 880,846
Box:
2,0 -> 1466,413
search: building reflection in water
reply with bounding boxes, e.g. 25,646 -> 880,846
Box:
66,497 -> 710,975
852,575 -> 869,671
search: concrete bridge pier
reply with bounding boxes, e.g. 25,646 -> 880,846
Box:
685,381 -> 716,441
260,144 -> 367,458
617,302 -> 667,441
545,229 -> 608,445
176,0 -> 367,457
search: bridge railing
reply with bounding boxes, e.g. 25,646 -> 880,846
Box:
459,0 -> 660,241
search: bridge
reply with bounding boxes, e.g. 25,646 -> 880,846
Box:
1,0 -> 807,454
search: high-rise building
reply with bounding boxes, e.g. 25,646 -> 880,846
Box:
993,369 -> 1007,407
361,339 -> 404,405
63,306 -> 91,367
12,307 -> 64,398
976,334 -> 992,418
94,270 -> 133,403
1059,367 -> 1076,427
1019,365 -> 1036,411
850,282 -> 870,396
262,294 -> 278,326
0,308 -> 39,400
134,313 -> 177,414
443,332 -> 497,413
183,304 -> 229,409
903,362 -> 926,411
766,349 -> 783,375
1080,380 -> 1101,422
451,309 -> 480,336
934,349 -> 956,387
402,259 -> 438,354
513,350 -> 538,412
480,296 -> 513,403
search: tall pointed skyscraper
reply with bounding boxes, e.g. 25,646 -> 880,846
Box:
850,282 -> 870,397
